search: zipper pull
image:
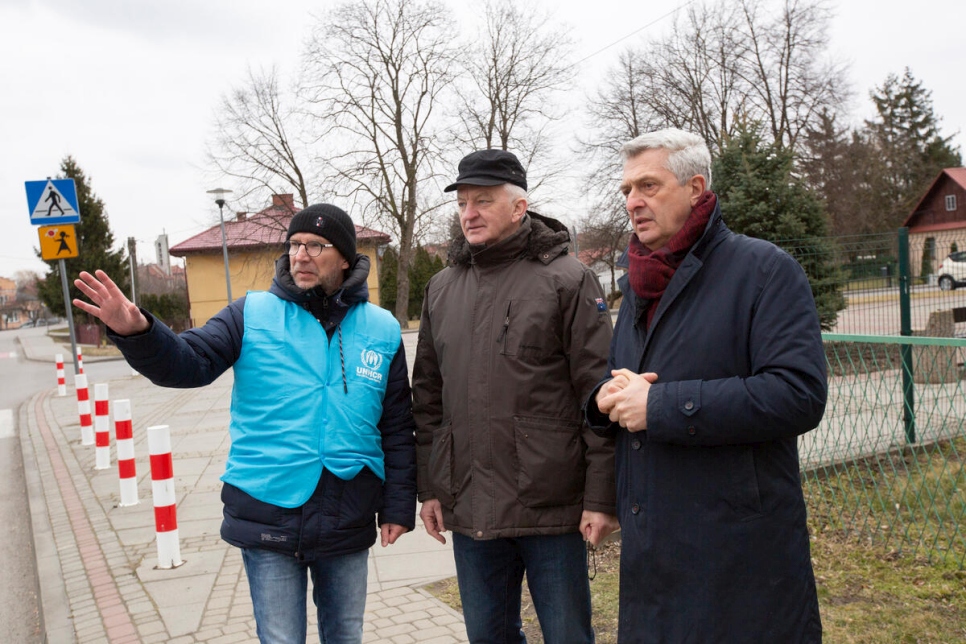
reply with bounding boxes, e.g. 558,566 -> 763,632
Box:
497,301 -> 511,354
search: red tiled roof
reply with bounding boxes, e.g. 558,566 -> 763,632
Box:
170,197 -> 391,256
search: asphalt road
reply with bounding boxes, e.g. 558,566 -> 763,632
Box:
0,327 -> 131,643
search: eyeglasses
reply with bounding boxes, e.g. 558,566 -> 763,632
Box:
284,241 -> 335,257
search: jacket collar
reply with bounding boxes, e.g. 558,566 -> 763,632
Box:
270,253 -> 371,333
624,197 -> 728,335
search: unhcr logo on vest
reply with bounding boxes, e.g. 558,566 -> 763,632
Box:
357,348 -> 384,383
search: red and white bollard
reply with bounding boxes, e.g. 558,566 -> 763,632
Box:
114,399 -> 138,507
75,374 -> 94,445
76,346 -> 84,375
93,383 -> 111,470
55,353 -> 66,396
148,425 -> 183,569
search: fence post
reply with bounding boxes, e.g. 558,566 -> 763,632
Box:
898,227 -> 916,443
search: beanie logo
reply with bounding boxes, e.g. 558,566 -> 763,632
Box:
313,216 -> 325,229
357,349 -> 384,383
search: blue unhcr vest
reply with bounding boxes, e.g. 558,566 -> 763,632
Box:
223,291 -> 401,508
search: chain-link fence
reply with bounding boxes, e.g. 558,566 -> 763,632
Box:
803,333 -> 966,568
780,229 -> 966,337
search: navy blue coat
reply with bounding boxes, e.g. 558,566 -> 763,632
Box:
109,255 -> 417,561
586,202 -> 826,642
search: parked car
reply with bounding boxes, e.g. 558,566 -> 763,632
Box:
19,320 -> 36,328
937,251 -> 966,291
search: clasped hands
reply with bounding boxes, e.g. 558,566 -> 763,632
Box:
595,368 -> 658,432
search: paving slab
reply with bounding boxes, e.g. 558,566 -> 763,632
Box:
20,331 -> 469,642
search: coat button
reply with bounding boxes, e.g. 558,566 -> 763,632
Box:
688,425 -> 696,436
684,400 -> 694,411
631,439 -> 641,450
476,531 -> 483,538
631,503 -> 641,514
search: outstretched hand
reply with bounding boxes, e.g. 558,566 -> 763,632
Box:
73,270 -> 150,336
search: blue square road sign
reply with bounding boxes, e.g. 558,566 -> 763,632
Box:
25,179 -> 81,225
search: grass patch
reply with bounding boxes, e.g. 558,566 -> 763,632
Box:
425,440 -> 966,641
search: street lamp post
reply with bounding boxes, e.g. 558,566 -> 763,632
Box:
206,188 -> 233,304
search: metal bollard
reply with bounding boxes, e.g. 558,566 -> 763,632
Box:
114,399 -> 139,507
93,383 -> 111,470
75,374 -> 94,445
56,353 -> 66,396
147,425 -> 184,569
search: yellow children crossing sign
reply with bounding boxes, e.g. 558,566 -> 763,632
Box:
38,224 -> 79,260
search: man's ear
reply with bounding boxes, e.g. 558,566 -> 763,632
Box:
689,174 -> 707,205
511,197 -> 529,222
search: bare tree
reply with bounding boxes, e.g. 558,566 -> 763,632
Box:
14,270 -> 40,291
301,0 -> 457,327
584,0 -> 846,158
576,49 -> 652,278
207,65 -> 311,221
578,207 -> 631,303
453,0 -> 574,193
737,0 -> 848,152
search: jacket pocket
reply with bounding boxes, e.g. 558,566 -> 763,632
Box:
500,298 -> 561,363
428,422 -> 456,507
728,445 -> 763,519
220,483 -> 301,552
514,415 -> 584,508
335,467 -> 384,530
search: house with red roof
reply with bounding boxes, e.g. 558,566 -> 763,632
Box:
901,168 -> 966,281
170,194 -> 391,326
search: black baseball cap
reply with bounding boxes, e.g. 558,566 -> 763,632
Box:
444,149 -> 528,192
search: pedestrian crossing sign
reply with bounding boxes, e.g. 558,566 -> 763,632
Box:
25,178 -> 81,225
38,224 -> 79,260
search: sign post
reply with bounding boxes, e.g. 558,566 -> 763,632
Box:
25,178 -> 82,375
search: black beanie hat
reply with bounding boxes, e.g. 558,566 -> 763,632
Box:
286,204 -> 357,261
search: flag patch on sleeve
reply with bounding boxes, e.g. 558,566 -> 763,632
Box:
595,297 -> 607,312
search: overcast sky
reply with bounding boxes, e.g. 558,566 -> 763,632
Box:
2,0 -> 964,283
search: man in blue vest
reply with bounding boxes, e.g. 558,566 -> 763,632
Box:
73,204 -> 416,644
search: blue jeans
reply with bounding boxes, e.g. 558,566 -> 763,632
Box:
242,547 -> 368,644
452,532 -> 594,644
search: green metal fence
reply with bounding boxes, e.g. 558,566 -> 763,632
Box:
805,334 -> 966,568
781,228 -> 966,337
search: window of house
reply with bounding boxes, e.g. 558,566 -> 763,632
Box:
946,195 -> 957,211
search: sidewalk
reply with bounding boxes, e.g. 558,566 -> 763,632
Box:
18,333 -> 468,643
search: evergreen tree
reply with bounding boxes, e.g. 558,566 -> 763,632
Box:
714,124 -> 845,330
379,246 -> 399,316
378,244 -> 444,320
865,68 -> 962,229
139,292 -> 190,332
407,246 -> 444,320
37,157 -> 129,320
801,109 -> 882,236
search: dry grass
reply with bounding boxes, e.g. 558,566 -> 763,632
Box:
424,527 -> 966,642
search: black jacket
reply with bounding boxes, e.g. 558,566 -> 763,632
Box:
109,254 -> 417,560
586,201 -> 826,642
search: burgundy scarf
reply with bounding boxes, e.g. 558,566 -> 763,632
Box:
627,191 -> 716,329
